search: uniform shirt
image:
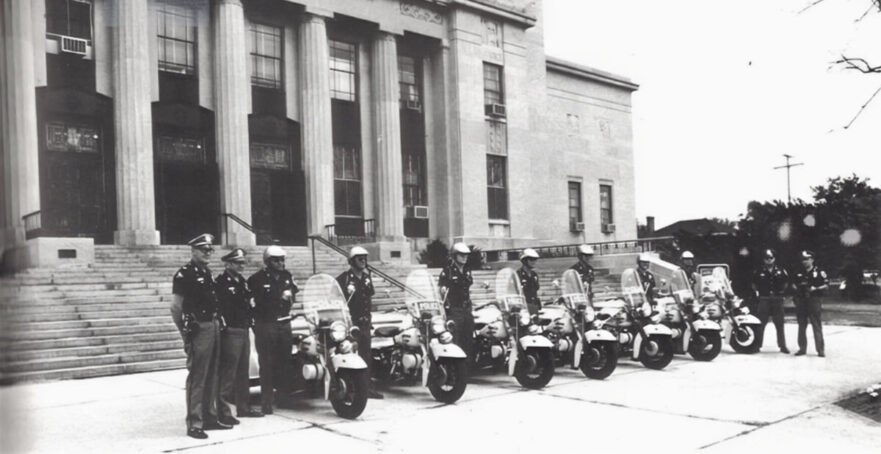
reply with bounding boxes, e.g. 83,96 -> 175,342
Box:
753,265 -> 789,297
247,269 -> 298,322
637,267 -> 657,301
215,270 -> 252,329
172,260 -> 219,322
682,265 -> 697,287
570,261 -> 596,285
438,262 -> 473,308
792,266 -> 828,298
337,269 -> 375,322
517,266 -> 541,307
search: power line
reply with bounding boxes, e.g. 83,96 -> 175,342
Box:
773,154 -> 804,204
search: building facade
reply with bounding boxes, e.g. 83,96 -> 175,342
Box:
0,0 -> 638,269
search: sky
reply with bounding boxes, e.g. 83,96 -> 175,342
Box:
542,0 -> 881,229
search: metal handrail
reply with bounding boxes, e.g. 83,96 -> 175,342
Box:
22,210 -> 42,240
308,234 -> 425,299
324,218 -> 376,245
220,212 -> 274,245
481,236 -> 676,262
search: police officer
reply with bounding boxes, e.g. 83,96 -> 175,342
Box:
170,233 -> 229,439
792,250 -> 828,357
636,253 -> 658,304
571,245 -> 596,299
518,248 -> 541,315
215,248 -> 263,422
247,245 -> 298,414
438,243 -> 474,361
337,246 -> 383,399
752,249 -> 791,354
680,251 -> 698,288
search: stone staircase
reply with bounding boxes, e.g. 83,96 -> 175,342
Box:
0,244 -> 621,384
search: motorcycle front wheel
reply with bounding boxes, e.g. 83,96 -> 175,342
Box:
688,331 -> 722,361
730,325 -> 760,354
330,369 -> 369,419
580,342 -> 618,380
428,358 -> 468,404
639,335 -> 674,370
514,348 -> 555,389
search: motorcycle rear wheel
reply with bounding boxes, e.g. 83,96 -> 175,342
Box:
688,331 -> 722,361
428,358 -> 468,404
514,348 -> 555,389
580,342 -> 618,380
639,335 -> 674,370
730,325 -> 760,354
330,369 -> 369,419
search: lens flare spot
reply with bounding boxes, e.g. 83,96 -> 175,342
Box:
803,214 -> 816,227
739,247 -> 750,257
841,229 -> 862,246
777,222 -> 792,241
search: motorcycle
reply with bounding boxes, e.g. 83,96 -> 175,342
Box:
472,268 -> 555,389
370,269 -> 468,403
695,265 -> 763,354
539,269 -> 618,379
648,258 -> 723,361
593,268 -> 675,370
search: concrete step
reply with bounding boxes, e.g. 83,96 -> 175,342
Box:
2,322 -> 177,342
4,316 -> 171,333
2,306 -> 170,322
0,340 -> 183,363
2,349 -> 186,373
4,332 -> 182,352
0,358 -> 186,384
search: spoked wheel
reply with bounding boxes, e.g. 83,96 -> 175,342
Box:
580,342 -> 618,380
514,348 -> 555,389
330,369 -> 369,419
730,325 -> 760,354
639,335 -> 674,370
427,358 -> 468,404
688,331 -> 722,361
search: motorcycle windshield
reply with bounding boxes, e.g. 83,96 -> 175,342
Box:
647,258 -> 694,303
495,267 -> 525,311
712,267 -> 732,294
620,268 -> 648,308
561,269 -> 589,307
404,269 -> 444,318
300,273 -> 351,327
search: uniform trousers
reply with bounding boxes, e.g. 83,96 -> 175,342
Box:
217,327 -> 250,418
795,296 -> 825,354
756,296 -> 788,350
185,319 -> 221,430
446,306 -> 474,361
253,319 -> 293,411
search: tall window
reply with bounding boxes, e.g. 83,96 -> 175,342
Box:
398,55 -> 420,106
568,182 -> 582,230
334,146 -> 362,217
329,40 -> 357,101
157,2 -> 196,75
600,184 -> 613,226
487,155 -> 508,220
249,23 -> 282,89
483,63 -> 504,105
46,0 -> 92,40
403,153 -> 425,207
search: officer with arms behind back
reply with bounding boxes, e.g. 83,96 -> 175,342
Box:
680,251 -> 698,288
752,249 -> 791,354
438,243 -> 475,362
337,246 -> 383,399
247,246 -> 298,414
170,233 -> 231,439
571,245 -> 596,299
215,248 -> 263,422
636,253 -> 658,305
518,248 -> 542,315
792,250 -> 828,357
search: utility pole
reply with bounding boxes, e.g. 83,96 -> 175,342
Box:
773,154 -> 804,204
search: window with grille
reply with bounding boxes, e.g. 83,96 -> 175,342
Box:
333,145 -> 362,217
329,40 -> 357,101
249,23 -> 282,89
403,153 -> 426,207
46,0 -> 92,40
486,155 -> 508,220
600,184 -> 613,225
569,182 -> 582,230
157,2 -> 196,75
483,63 -> 504,106
398,55 -> 421,106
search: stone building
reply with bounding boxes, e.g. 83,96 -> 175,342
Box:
0,0 -> 638,269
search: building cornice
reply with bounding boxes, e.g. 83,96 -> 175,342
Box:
447,0 -> 537,27
546,56 -> 639,92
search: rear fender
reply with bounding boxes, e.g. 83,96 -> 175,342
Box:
585,329 -> 617,343
519,334 -> 554,349
734,314 -> 761,325
693,319 -> 722,332
429,339 -> 467,359
331,353 -> 368,370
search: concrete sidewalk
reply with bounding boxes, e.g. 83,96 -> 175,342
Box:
1,323 -> 879,453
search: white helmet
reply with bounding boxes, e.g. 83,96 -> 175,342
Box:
637,253 -> 651,263
451,242 -> 471,255
349,246 -> 369,259
520,248 -> 539,261
681,251 -> 694,260
577,244 -> 595,256
263,245 -> 286,261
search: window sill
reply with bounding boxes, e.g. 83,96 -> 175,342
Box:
488,219 -> 510,226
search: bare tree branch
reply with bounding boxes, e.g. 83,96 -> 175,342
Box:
844,84 -> 881,129
836,56 -> 881,73
798,0 -> 828,14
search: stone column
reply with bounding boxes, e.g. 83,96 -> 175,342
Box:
370,32 -> 405,240
213,0 -> 255,246
1,0 -> 41,247
111,0 -> 160,245
298,13 -> 335,237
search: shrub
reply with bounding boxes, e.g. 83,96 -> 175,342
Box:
418,239 -> 449,268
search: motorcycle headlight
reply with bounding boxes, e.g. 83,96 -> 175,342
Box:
431,315 -> 446,335
438,331 -> 454,344
528,324 -> 541,335
330,321 -> 347,342
518,311 -> 531,326
699,311 -> 710,320
583,306 -> 596,322
650,313 -> 662,324
337,339 -> 354,354
740,306 -> 750,315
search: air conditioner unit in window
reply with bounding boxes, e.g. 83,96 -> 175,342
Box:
485,103 -> 506,117
60,36 -> 88,56
571,222 -> 585,232
407,205 -> 429,219
602,223 -> 616,233
404,99 -> 422,111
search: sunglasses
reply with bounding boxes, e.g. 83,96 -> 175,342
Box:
198,247 -> 215,254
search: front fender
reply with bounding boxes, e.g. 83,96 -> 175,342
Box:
429,339 -> 467,359
585,329 -> 617,343
519,334 -> 554,349
734,314 -> 761,325
642,323 -> 673,337
331,353 -> 368,370
693,319 -> 722,331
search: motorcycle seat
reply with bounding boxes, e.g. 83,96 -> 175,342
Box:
374,326 -> 402,337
